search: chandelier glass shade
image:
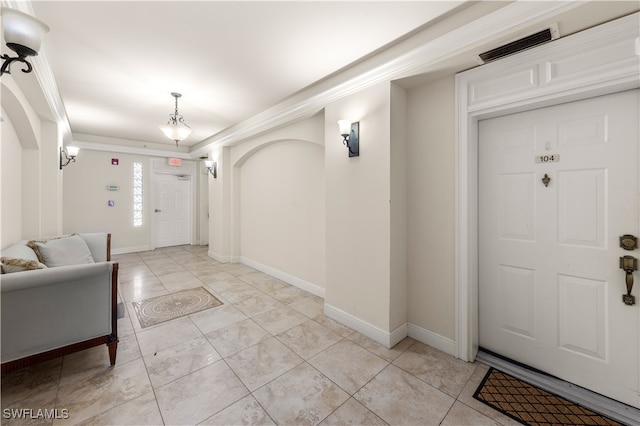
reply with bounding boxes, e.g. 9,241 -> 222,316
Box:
159,92 -> 192,145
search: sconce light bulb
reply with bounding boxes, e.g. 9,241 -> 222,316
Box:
337,119 -> 351,137
66,146 -> 80,157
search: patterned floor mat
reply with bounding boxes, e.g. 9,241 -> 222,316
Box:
132,286 -> 223,328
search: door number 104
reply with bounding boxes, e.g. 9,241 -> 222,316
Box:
535,154 -> 560,163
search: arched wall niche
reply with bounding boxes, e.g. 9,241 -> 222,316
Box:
1,78 -> 41,149
229,137 -> 327,295
233,137 -> 323,168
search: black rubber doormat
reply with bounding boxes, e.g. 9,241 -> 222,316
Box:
473,367 -> 622,425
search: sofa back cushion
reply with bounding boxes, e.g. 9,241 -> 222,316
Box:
0,241 -> 47,273
78,233 -> 109,262
28,235 -> 95,267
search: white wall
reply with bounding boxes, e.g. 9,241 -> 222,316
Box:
207,146 -> 230,262
390,83 -> 408,333
21,148 -> 41,239
325,82 -> 394,333
207,115 -> 326,294
63,150 -> 152,252
1,78 -> 63,246
1,109 -> 23,247
239,139 -> 325,288
198,161 -> 209,245
406,75 -> 456,340
40,122 -> 63,237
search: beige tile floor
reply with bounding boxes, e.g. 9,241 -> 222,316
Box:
1,245 -> 520,426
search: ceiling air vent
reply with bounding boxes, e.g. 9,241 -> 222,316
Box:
478,25 -> 559,64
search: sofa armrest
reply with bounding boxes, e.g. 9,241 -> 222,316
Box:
1,262 -> 117,363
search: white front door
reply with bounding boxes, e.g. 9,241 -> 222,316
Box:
479,90 -> 639,407
153,173 -> 192,248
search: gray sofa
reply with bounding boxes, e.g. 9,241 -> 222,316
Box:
0,233 -> 118,373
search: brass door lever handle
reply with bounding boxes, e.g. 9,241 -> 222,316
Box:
620,255 -> 637,305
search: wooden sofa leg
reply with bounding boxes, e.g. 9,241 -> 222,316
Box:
107,336 -> 118,366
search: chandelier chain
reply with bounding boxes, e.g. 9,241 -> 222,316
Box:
159,92 -> 192,146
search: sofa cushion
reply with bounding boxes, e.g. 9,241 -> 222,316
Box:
0,257 -> 47,273
27,235 -> 70,263
1,240 -> 40,263
78,233 -> 109,262
29,235 -> 95,267
0,241 -> 45,273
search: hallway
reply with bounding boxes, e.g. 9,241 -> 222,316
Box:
2,245 -> 516,425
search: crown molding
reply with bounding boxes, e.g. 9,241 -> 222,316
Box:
2,0 -> 72,142
33,47 -> 71,142
72,140 -> 193,160
189,0 -> 580,158
5,0 -> 580,159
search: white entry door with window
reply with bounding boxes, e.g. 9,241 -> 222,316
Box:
479,90 -> 639,407
153,173 -> 192,248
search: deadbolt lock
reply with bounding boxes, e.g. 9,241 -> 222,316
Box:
619,234 -> 638,251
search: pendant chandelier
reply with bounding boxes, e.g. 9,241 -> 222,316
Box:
159,92 -> 192,145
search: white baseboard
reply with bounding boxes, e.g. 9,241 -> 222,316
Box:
112,245 -> 151,255
239,256 -> 325,298
208,250 -> 231,263
390,322 -> 409,347
324,303 -> 403,348
323,303 -> 456,354
407,323 -> 456,356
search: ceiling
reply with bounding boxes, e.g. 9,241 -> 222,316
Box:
16,1 -> 466,151
4,1 -> 638,156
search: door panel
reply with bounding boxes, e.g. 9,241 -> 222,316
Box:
557,274 -> 607,360
557,169 -> 605,247
500,172 -> 536,240
153,173 -> 192,248
499,265 -> 536,338
479,90 -> 639,407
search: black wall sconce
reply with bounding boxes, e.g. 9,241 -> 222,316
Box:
1,8 -> 49,76
205,160 -> 217,178
338,120 -> 359,157
60,146 -> 79,169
